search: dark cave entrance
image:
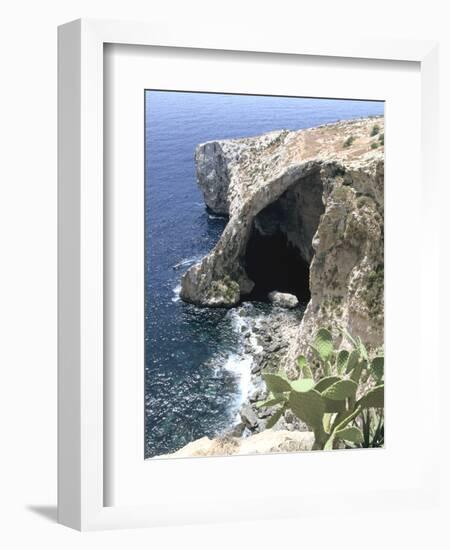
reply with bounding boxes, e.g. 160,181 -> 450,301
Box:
244,226 -> 311,304
242,170 -> 325,305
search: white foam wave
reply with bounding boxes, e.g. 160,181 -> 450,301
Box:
218,305 -> 268,420
222,353 -> 253,420
228,307 -> 264,354
171,284 -> 182,303
172,255 -> 202,271
208,213 -> 225,220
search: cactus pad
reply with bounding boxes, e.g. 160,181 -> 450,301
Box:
266,406 -> 285,429
263,373 -> 291,393
335,426 -> 363,444
290,378 -> 315,393
297,355 -> 313,379
336,350 -> 350,374
371,356 -> 384,382
255,395 -> 286,409
324,397 -> 346,413
358,384 -> 384,409
314,376 -> 341,393
312,328 -> 334,361
322,379 -> 358,401
289,389 -> 325,430
346,350 -> 360,373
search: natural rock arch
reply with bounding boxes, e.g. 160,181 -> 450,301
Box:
180,118 -> 384,357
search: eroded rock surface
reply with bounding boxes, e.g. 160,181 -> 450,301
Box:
154,429 -> 315,458
181,117 -> 384,358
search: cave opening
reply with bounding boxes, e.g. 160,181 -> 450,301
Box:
245,226 -> 311,304
243,171 -> 324,305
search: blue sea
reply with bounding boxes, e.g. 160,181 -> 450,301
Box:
145,91 -> 384,458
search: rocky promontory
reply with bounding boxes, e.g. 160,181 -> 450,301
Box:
181,116 -> 384,353
163,116 -> 384,458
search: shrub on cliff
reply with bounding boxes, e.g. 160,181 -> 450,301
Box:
370,124 -> 380,137
343,135 -> 356,148
257,328 -> 384,450
363,265 -> 384,316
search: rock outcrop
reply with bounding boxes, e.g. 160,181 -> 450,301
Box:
154,429 -> 315,458
268,291 -> 299,309
181,117 -> 384,358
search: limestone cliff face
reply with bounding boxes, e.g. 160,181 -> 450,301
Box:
285,158 -> 384,371
181,117 -> 384,357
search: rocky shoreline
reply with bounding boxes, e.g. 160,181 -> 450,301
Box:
225,301 -> 307,439
153,297 -> 315,460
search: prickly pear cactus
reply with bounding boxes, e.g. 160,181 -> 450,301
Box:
263,327 -> 384,450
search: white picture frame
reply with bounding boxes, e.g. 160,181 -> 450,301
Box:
58,18 -> 440,531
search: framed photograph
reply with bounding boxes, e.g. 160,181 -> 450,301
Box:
58,19 -> 440,530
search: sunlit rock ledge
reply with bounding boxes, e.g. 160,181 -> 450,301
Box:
151,429 -> 315,459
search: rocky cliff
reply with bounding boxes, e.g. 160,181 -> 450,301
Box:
166,117 -> 384,458
181,117 -> 384,360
